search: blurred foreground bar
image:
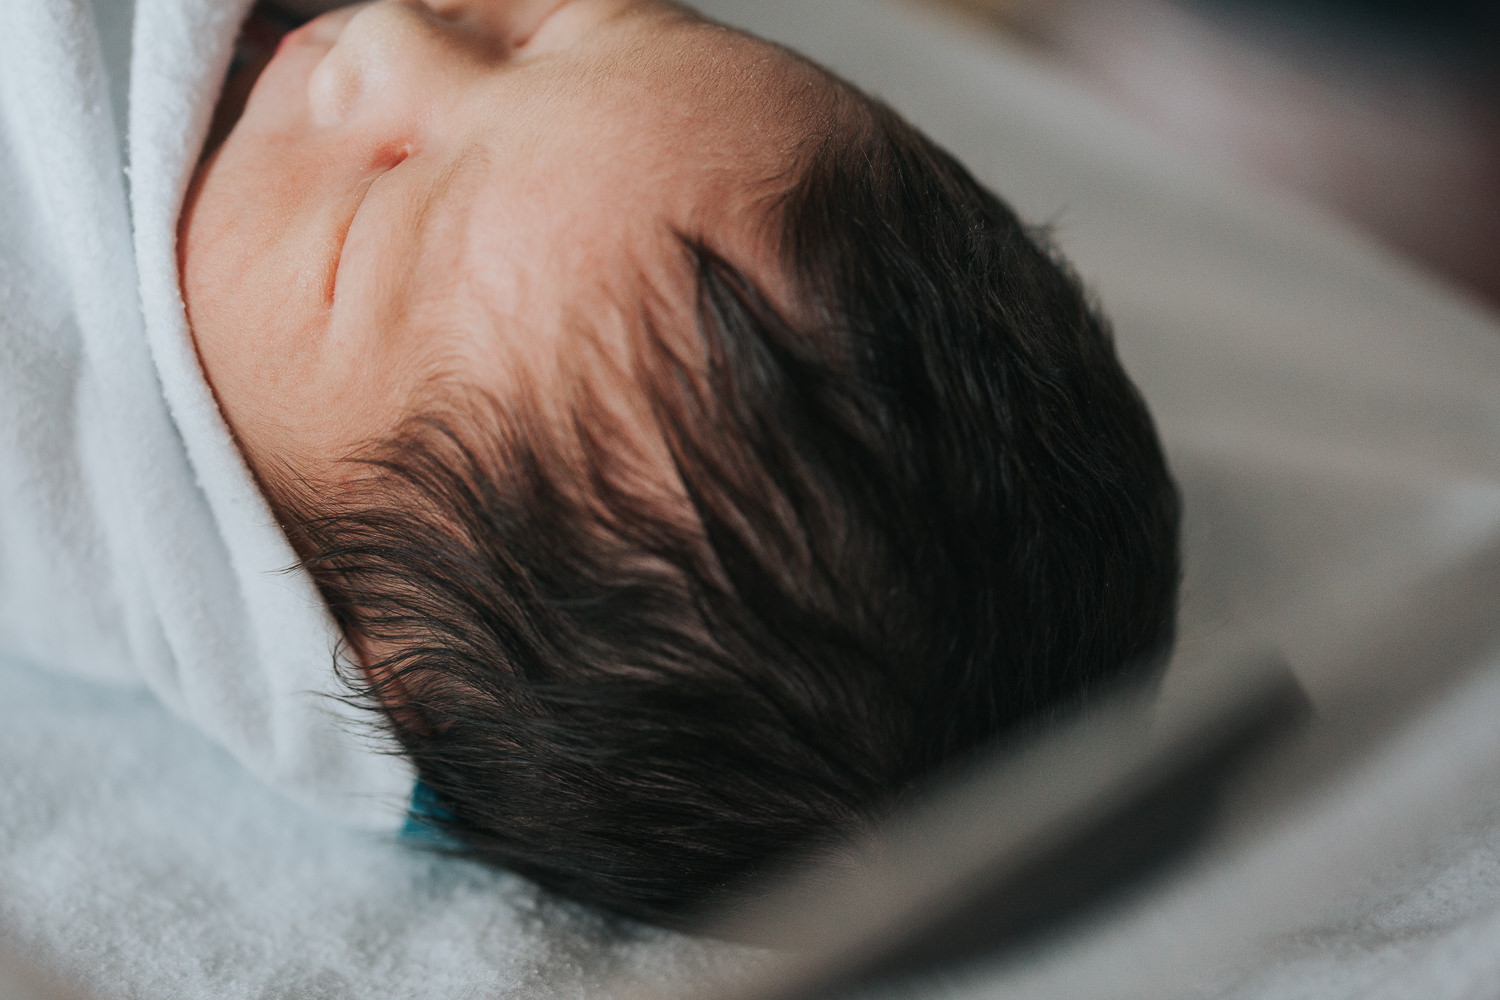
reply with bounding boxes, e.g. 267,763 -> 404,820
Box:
620,650 -> 1309,1000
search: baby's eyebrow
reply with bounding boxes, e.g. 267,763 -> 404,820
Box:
410,150 -> 477,251
416,144 -> 496,268
356,145 -> 491,328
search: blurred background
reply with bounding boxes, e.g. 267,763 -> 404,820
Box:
927,0 -> 1500,311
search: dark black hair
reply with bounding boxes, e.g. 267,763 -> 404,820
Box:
275,91 -> 1181,926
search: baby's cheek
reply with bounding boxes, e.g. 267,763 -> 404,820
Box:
181,229 -> 312,475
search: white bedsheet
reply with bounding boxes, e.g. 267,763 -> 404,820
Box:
3,0 -> 1499,996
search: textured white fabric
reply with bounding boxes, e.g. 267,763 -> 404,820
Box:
3,0 -> 1500,995
0,0 -> 413,829
0,658 -> 750,1000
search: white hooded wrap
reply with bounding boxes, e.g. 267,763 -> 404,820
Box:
0,0 -> 414,829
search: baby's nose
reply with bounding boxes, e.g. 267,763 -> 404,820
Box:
305,0 -> 446,128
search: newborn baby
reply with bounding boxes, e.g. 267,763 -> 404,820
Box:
177,0 -> 1181,923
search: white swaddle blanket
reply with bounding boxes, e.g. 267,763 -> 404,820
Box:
0,0 -> 413,827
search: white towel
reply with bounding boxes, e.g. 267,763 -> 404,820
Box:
0,0 -> 413,828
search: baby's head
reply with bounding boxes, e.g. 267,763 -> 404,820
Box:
179,0 -> 1180,923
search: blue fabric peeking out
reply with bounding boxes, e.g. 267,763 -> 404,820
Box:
401,780 -> 460,845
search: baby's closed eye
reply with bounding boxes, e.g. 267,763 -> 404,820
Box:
329,150 -> 410,307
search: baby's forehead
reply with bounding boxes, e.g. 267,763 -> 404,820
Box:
421,41 -> 830,387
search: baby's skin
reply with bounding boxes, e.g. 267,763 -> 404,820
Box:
179,0 -> 822,492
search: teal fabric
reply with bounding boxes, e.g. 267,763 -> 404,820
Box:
400,781 -> 459,845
